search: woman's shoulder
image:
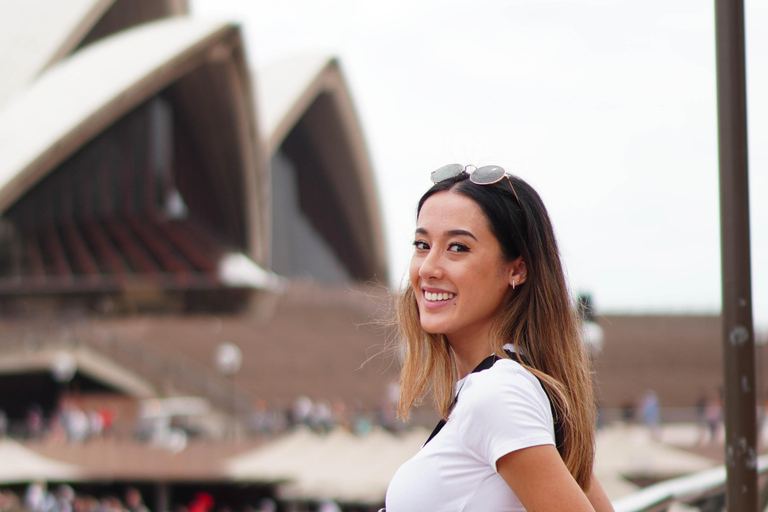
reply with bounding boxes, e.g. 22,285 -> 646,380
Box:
462,357 -> 548,406
452,357 -> 556,453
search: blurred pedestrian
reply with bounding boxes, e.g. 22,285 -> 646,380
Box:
27,405 -> 43,438
63,403 -> 89,443
317,501 -> 341,512
255,499 -> 275,512
621,399 -> 635,424
25,482 -> 46,512
291,396 -> 312,427
310,400 -> 332,433
188,493 -> 213,512
55,485 -> 75,512
124,489 -> 148,512
704,393 -> 722,444
695,390 -> 708,442
639,390 -> 661,441
88,410 -> 104,438
0,489 -> 21,512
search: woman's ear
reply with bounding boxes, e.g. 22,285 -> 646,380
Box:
508,257 -> 527,288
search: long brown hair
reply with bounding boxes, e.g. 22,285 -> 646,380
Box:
396,171 -> 596,490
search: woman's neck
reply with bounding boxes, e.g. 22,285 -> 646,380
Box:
448,328 -> 495,378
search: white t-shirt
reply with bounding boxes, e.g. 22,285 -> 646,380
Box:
385,354 -> 555,512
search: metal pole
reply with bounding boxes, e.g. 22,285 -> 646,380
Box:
155,482 -> 170,512
714,0 -> 757,510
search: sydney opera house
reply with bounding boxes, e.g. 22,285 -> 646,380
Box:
0,1 -> 404,510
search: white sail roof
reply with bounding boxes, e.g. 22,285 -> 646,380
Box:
254,55 -> 388,282
0,0 -> 112,108
0,17 -> 233,214
255,54 -> 332,153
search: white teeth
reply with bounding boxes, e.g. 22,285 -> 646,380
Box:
425,291 -> 455,302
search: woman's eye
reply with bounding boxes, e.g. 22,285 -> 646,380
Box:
413,240 -> 429,251
448,243 -> 469,253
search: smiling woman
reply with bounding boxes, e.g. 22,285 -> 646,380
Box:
385,165 -> 614,512
410,192 -> 519,354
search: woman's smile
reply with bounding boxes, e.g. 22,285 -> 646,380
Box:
421,287 -> 456,307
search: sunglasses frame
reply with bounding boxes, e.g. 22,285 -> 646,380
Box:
430,164 -> 522,206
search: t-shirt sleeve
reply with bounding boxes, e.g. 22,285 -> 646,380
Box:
454,364 -> 555,469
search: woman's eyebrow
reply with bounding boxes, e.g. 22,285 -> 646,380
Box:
446,229 -> 477,241
414,227 -> 477,241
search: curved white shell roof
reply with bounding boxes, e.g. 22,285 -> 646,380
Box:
0,0 -> 112,108
0,17 -> 233,214
256,55 -> 388,281
256,54 -> 332,153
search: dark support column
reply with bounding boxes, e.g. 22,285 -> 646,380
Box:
155,482 -> 170,512
714,0 -> 758,510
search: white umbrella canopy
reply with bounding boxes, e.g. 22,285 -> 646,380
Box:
0,439 -> 85,483
278,428 -> 362,499
225,426 -> 430,504
281,427 -> 430,503
336,428 -> 429,502
226,426 -> 326,481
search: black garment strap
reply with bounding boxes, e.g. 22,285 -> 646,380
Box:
423,350 -> 565,456
423,353 -> 498,446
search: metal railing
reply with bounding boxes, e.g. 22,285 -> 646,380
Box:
613,454 -> 768,512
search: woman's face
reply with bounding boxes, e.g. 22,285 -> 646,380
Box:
410,190 -> 516,343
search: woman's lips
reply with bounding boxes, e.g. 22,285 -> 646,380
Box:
421,288 -> 456,308
424,291 -> 455,302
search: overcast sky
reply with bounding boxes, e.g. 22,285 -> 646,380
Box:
191,0 -> 767,327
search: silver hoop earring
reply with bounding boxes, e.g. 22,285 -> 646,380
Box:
512,280 -> 516,290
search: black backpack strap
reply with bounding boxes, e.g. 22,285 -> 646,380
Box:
423,351 -> 565,456
504,351 -> 566,456
423,353 -> 497,446
423,417 -> 446,446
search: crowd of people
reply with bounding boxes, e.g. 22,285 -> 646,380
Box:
619,388 -> 725,444
250,393 -> 402,438
0,404 -> 115,442
0,484 -> 148,512
0,390 -> 403,444
0,486 -> 352,512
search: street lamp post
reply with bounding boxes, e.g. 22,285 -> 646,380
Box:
51,351 -> 77,395
214,342 -> 242,440
578,294 -> 604,358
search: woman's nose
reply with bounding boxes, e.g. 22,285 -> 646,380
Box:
418,250 -> 444,280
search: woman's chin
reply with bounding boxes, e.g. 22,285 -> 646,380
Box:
419,320 -> 445,335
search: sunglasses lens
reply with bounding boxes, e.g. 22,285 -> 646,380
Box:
471,165 -> 506,185
431,163 -> 465,183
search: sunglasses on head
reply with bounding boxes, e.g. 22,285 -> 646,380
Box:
430,164 -> 522,206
